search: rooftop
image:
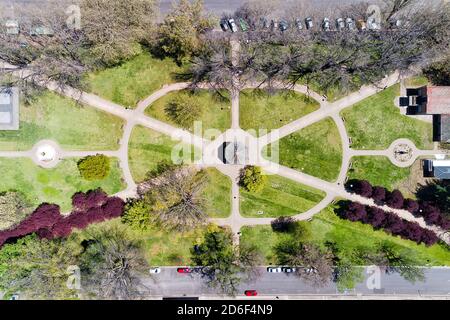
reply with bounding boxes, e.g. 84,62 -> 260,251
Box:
0,87 -> 19,130
426,86 -> 450,115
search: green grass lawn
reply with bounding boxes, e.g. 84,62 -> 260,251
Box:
128,125 -> 200,183
239,89 -> 320,137
0,157 -> 125,212
347,156 -> 411,191
200,168 -> 231,218
273,117 -> 342,182
0,92 -> 124,151
341,85 -> 433,150
86,53 -> 186,108
241,207 -> 450,266
240,175 -> 326,217
145,89 -> 231,136
139,226 -> 205,266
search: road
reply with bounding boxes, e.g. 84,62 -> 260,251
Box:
141,267 -> 450,298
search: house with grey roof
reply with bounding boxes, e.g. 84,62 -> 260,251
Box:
423,159 -> 450,180
0,87 -> 19,130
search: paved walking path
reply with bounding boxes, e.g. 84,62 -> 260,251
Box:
3,59 -> 449,244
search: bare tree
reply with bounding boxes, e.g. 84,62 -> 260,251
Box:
138,166 -> 208,232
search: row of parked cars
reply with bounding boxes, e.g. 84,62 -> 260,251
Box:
220,16 -> 401,33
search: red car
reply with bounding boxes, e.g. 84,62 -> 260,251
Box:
177,267 -> 192,273
244,290 -> 258,296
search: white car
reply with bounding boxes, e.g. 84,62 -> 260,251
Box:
267,266 -> 282,273
228,18 -> 238,33
149,267 -> 161,274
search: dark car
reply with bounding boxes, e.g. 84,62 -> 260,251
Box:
244,290 -> 258,296
295,18 -> 303,31
177,267 -> 192,274
220,19 -> 229,32
260,17 -> 270,29
282,267 -> 297,273
305,17 -> 313,30
279,20 -> 289,32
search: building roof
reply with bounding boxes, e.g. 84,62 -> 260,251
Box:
440,115 -> 450,143
426,86 -> 450,114
433,160 -> 450,179
0,87 -> 19,130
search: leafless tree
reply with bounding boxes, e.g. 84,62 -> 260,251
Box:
138,166 -> 208,232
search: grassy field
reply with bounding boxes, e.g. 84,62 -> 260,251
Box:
0,92 -> 124,151
128,126 -> 200,183
347,156 -> 411,191
86,53 -> 185,108
341,85 -> 433,150
145,89 -> 231,135
239,89 -> 320,137
200,168 -> 231,218
241,207 -> 450,266
0,157 -> 125,212
139,226 -> 205,266
240,175 -> 326,218
274,117 -> 342,182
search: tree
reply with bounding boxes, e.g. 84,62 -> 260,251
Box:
423,57 -> 450,86
191,228 -> 262,296
81,0 -> 156,66
403,199 -> 419,214
385,189 -> 404,209
121,199 -> 153,231
77,154 -> 111,181
239,166 -> 267,193
154,0 -> 214,64
165,92 -> 202,129
372,186 -> 387,204
271,216 -> 297,233
0,235 -> 80,299
416,180 -> 450,217
0,191 -> 33,231
138,166 -> 208,232
78,223 -> 150,300
275,240 -> 334,287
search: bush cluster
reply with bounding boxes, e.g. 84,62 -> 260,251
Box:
0,189 -> 124,247
345,179 -> 450,230
336,200 -> 439,246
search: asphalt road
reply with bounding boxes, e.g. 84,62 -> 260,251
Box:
141,267 -> 450,298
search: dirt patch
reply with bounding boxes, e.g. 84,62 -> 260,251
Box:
395,158 -> 435,199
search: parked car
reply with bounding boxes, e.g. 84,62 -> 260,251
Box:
267,266 -> 282,273
279,20 -> 289,32
336,18 -> 345,31
260,17 -> 270,29
305,17 -> 314,30
322,18 -> 331,31
356,19 -> 367,31
346,17 -> 356,30
295,18 -> 303,31
220,19 -> 229,32
239,18 -> 249,32
270,20 -> 278,31
177,267 -> 192,273
192,267 -> 203,273
367,17 -> 381,30
228,18 -> 238,33
304,267 -> 318,274
149,267 -> 161,274
282,267 -> 296,273
389,19 -> 403,29
244,290 -> 258,296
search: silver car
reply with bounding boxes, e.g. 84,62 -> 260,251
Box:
322,18 -> 331,31
336,18 -> 345,31
267,266 -> 282,273
295,18 -> 303,31
228,18 -> 238,33
346,17 -> 356,31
